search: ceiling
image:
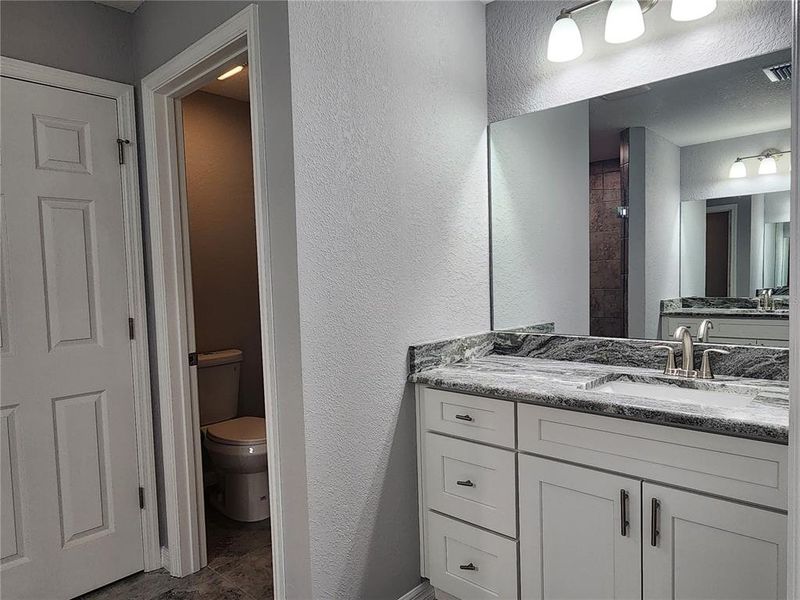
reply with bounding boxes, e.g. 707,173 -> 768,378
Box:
93,1 -> 143,13
198,64 -> 250,103
589,49 -> 791,161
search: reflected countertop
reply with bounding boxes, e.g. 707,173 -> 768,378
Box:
661,307 -> 789,319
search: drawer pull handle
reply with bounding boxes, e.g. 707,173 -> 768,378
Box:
459,562 -> 477,571
651,498 -> 661,547
454,414 -> 473,422
456,480 -> 474,487
620,489 -> 629,537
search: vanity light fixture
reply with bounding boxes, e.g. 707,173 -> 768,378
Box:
670,0 -> 717,22
605,0 -> 645,44
547,0 -> 716,63
727,149 -> 790,178
217,65 -> 244,80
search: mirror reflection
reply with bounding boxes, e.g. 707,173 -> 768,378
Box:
490,49 -> 791,346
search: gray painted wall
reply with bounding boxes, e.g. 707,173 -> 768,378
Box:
486,0 -> 791,123
490,101 -> 590,334
0,1 -> 135,83
287,1 -> 489,597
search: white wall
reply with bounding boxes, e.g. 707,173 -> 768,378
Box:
486,0 -> 791,122
490,101 -> 590,333
681,129 -> 791,202
680,199 -> 706,296
629,128 -> 680,338
644,130 -> 681,338
287,2 -> 489,598
765,190 -> 791,222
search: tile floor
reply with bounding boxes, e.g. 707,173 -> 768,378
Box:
81,507 -> 273,600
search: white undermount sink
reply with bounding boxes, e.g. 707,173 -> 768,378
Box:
590,380 -> 755,408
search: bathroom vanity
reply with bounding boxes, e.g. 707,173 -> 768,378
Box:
410,334 -> 789,600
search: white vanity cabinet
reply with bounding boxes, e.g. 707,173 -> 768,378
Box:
416,385 -> 789,600
660,315 -> 789,347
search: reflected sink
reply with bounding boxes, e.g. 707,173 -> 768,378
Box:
587,379 -> 755,409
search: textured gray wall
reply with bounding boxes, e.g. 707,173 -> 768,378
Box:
486,0 -> 792,122
287,1 -> 489,597
0,1 -> 134,83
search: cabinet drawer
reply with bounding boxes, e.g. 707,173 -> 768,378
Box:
427,511 -> 518,600
421,387 -> 515,448
518,404 -> 788,510
424,432 -> 516,536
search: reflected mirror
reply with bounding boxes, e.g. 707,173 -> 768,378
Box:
490,49 -> 791,346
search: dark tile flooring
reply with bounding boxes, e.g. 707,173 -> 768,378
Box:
81,507 -> 273,600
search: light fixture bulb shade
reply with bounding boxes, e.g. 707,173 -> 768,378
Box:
670,0 -> 717,22
728,160 -> 747,179
758,156 -> 778,175
547,16 -> 583,62
604,0 -> 645,44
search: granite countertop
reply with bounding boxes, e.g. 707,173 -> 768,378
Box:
410,355 -> 789,444
661,307 -> 789,319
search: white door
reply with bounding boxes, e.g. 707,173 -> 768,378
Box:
643,483 -> 787,600
519,455 -> 641,600
0,76 -> 144,599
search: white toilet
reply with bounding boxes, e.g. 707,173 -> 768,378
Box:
198,349 -> 269,522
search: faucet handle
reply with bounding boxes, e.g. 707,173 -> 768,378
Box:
652,345 -> 676,374
699,348 -> 730,379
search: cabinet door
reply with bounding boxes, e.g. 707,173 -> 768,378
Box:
643,483 -> 787,600
519,455 -> 641,600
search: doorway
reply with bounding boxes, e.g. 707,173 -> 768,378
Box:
705,210 -> 731,296
179,57 -> 273,598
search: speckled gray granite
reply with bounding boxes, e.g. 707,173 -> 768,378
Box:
408,331 -> 494,373
661,296 -> 789,317
494,333 -> 789,381
661,307 -> 789,319
410,355 -> 788,443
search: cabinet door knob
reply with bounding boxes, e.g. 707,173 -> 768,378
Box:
620,489 -> 629,537
651,498 -> 661,547
454,414 -> 473,422
459,562 -> 477,571
456,479 -> 474,487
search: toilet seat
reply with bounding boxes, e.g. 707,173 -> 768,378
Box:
206,416 -> 266,446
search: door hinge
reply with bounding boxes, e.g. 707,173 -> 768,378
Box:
128,317 -> 135,340
188,352 -> 198,367
117,138 -> 130,165
138,486 -> 145,509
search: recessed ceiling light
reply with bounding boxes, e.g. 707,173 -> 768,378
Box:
217,65 -> 244,81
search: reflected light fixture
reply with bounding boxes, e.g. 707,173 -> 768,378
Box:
217,65 -> 244,81
728,159 -> 747,179
758,154 -> 778,175
727,149 -> 790,179
670,0 -> 717,22
604,0 -> 645,44
547,14 -> 584,62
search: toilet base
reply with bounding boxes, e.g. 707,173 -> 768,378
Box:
209,470 -> 270,522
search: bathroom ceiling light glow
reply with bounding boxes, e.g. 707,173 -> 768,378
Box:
547,14 -> 584,62
604,0 -> 645,44
217,65 -> 244,81
728,159 -> 747,179
670,0 -> 717,22
758,155 -> 778,175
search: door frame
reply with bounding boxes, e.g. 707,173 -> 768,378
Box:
140,4 -> 294,591
0,57 -> 161,571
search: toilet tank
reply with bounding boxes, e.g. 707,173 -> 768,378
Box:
197,349 -> 243,426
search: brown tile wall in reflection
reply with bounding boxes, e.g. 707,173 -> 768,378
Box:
589,158 -> 625,337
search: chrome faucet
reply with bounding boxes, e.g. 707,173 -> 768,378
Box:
673,326 -> 695,373
698,319 -> 713,343
652,323 -> 729,379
